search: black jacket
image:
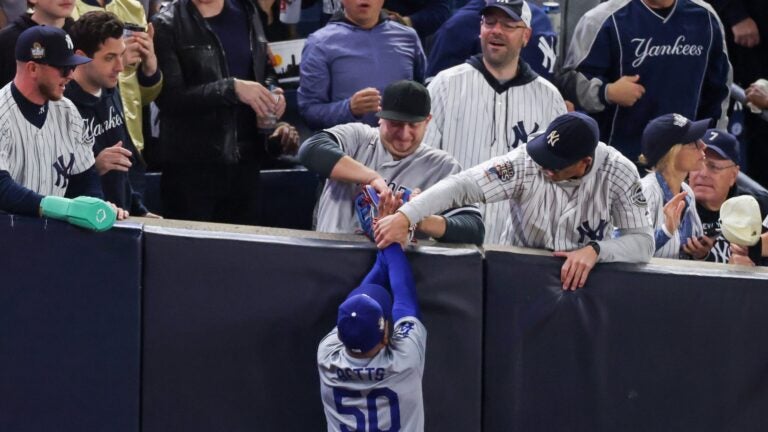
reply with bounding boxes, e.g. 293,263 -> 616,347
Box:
0,14 -> 75,87
151,0 -> 275,165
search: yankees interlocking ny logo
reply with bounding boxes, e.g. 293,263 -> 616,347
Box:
510,121 -> 539,150
52,153 -> 75,188
577,219 -> 608,242
65,34 -> 74,50
547,130 -> 560,147
672,113 -> 687,127
538,36 -> 556,73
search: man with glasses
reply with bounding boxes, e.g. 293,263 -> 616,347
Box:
689,129 -> 768,263
375,112 -> 653,290
422,0 -> 566,245
0,26 -> 128,222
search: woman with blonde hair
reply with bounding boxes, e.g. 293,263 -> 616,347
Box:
639,113 -> 712,259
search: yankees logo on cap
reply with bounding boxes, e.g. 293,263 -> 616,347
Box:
481,0 -> 532,28
640,113 -> 710,167
526,112 -> 599,170
15,26 -> 91,67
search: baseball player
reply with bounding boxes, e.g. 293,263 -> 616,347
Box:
375,112 -> 654,290
299,80 -> 484,245
423,0 -> 567,244
0,26 -> 127,227
318,243 -> 426,431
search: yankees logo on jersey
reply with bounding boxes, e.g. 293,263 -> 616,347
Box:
0,84 -> 94,197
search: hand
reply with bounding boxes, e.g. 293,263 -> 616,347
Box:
746,83 -> 768,110
95,141 -> 132,175
122,36 -> 142,67
732,17 -> 760,48
377,190 -> 404,218
234,79 -> 278,118
553,246 -> 598,291
662,191 -> 687,236
349,88 -> 381,117
565,100 -> 575,112
374,212 -> 411,249
368,177 -> 389,196
270,122 -> 299,155
606,75 -> 645,107
682,235 -> 714,260
107,202 -> 130,220
729,244 -> 755,266
132,23 -> 158,76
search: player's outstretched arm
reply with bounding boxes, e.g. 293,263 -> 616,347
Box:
356,251 -> 390,294
381,244 -> 420,321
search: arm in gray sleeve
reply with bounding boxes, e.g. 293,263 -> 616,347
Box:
438,207 -> 485,246
597,226 -> 654,263
399,170 -> 486,226
297,132 -> 344,177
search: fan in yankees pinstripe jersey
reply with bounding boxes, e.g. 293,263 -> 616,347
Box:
422,0 -> 568,245
0,26 -> 128,221
375,112 -> 654,290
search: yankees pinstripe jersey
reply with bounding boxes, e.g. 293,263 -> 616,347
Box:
641,172 -> 703,259
424,56 -> 567,244
396,140 -> 654,260
318,317 -> 427,432
0,83 -> 94,196
316,123 -> 466,234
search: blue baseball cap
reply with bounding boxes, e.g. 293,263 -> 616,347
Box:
482,0 -> 532,28
15,26 -> 91,67
337,284 -> 392,353
640,113 -> 710,167
526,112 -> 600,170
702,129 -> 739,163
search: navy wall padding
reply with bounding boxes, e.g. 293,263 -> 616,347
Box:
483,250 -> 768,432
141,231 -> 483,431
0,215 -> 142,432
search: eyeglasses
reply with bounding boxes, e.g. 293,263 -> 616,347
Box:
702,160 -> 736,172
481,16 -> 527,31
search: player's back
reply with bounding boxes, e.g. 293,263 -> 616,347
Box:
317,318 -> 427,432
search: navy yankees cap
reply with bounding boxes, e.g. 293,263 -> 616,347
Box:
337,284 -> 393,353
702,129 -> 739,163
377,80 -> 431,123
482,0 -> 532,28
526,112 -> 600,171
640,113 -> 710,167
16,26 -> 91,67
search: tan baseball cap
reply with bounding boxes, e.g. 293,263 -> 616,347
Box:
720,195 -> 762,247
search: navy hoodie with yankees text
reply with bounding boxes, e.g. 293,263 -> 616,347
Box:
65,80 -> 148,215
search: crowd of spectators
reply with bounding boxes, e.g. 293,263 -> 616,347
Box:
1,0 -> 768,269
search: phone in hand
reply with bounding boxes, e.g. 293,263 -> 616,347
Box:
123,23 -> 146,38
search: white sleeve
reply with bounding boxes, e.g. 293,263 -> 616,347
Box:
325,123 -> 378,158
390,318 -> 427,373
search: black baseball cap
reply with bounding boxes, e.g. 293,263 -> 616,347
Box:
526,112 -> 600,170
481,0 -> 532,28
702,128 -> 739,163
377,80 -> 431,123
15,26 -> 91,67
640,113 -> 710,167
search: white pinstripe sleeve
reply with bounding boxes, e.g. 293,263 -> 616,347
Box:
0,125 -> 10,172
469,150 -> 526,204
609,162 -> 650,230
62,103 -> 96,175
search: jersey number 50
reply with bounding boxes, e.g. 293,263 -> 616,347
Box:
333,387 -> 400,432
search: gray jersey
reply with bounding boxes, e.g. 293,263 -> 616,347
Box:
424,63 -> 567,244
318,318 -> 427,432
400,143 -> 651,256
316,123 -> 464,234
0,84 -> 94,196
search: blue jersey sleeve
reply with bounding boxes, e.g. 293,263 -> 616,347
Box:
65,166 -> 104,200
354,252 -> 390,296
0,170 -> 44,216
381,244 -> 420,321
